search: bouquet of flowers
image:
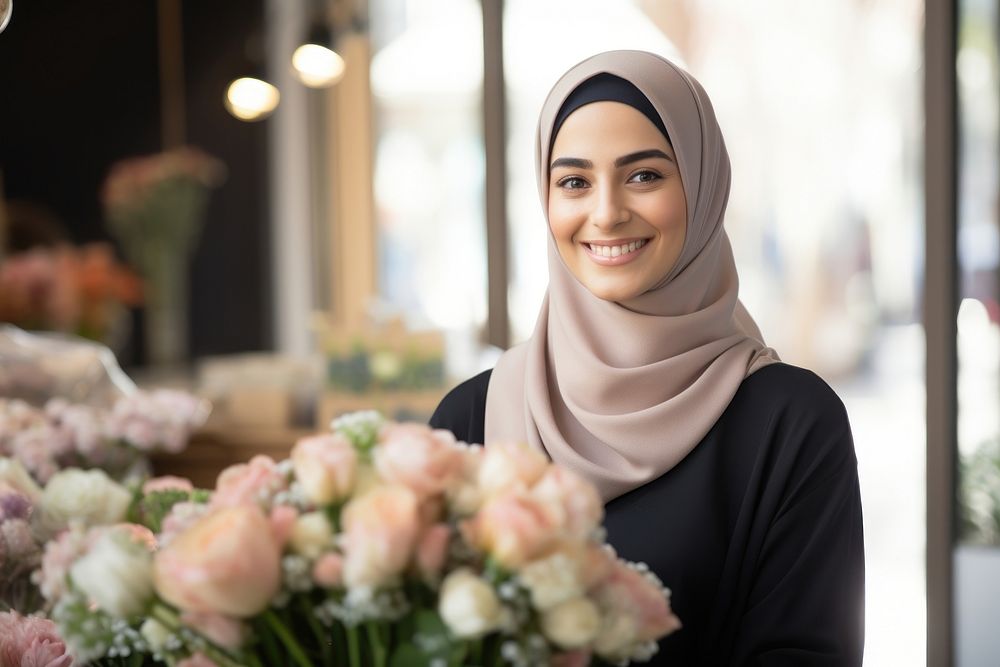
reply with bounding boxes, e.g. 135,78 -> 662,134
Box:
0,243 -> 142,343
0,389 -> 208,486
39,411 -> 681,666
102,146 -> 225,367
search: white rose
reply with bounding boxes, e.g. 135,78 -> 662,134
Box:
289,512 -> 333,559
0,456 -> 42,502
140,618 -> 171,652
541,597 -> 602,649
438,568 -> 508,638
71,525 -> 155,618
519,549 -> 585,611
40,468 -> 132,535
592,611 -> 638,661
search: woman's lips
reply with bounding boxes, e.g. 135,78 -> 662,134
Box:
582,239 -> 650,266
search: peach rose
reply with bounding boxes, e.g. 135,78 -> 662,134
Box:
291,433 -> 357,505
142,475 -> 194,495
374,424 -> 464,498
312,552 -> 344,588
153,505 -> 282,618
180,611 -> 247,651
415,523 -> 451,580
462,490 -> 558,568
269,505 -> 299,548
446,445 -> 485,517
593,561 -> 681,647
477,441 -> 548,497
531,467 -> 603,540
340,485 -> 419,589
211,456 -> 287,510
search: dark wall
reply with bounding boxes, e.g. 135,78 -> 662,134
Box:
0,0 -> 272,364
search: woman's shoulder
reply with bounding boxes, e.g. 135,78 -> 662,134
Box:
733,361 -> 857,479
429,368 -> 493,444
740,361 -> 849,426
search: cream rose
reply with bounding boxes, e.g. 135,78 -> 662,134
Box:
71,524 -> 156,618
0,457 -> 42,503
340,485 -> 419,589
540,597 -> 602,649
291,433 -> 357,505
289,511 -> 334,560
438,568 -> 508,638
40,468 -> 132,535
153,505 -> 282,618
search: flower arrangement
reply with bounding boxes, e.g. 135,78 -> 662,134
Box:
0,389 -> 208,486
0,243 -> 142,343
34,411 -> 680,666
101,146 -> 226,366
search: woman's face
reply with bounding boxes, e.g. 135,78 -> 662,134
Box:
548,101 -> 687,302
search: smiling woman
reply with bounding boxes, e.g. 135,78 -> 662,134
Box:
431,50 -> 865,665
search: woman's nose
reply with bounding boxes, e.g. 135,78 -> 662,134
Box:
590,185 -> 629,231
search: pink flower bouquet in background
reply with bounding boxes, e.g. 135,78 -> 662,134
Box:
41,411 -> 681,666
0,388 -> 208,485
102,147 -> 225,367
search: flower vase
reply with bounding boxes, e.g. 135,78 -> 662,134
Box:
143,244 -> 189,368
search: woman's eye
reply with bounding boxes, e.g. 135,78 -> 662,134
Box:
629,170 -> 662,184
557,176 -> 588,190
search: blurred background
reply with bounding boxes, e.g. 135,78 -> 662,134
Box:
0,1 -> 996,665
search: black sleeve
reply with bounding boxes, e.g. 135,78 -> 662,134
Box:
428,369 -> 492,445
730,373 -> 866,666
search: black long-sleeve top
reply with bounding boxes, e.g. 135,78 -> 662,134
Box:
429,362 -> 865,666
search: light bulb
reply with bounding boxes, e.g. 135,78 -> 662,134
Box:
292,43 -> 346,88
225,77 -> 280,121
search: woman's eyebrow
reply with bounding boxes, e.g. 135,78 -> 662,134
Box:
550,157 -> 592,170
614,149 -> 674,167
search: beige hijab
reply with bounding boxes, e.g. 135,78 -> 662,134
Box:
485,50 -> 779,502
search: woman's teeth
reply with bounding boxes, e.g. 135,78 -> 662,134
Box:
587,239 -> 646,257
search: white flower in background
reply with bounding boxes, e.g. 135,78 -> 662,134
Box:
39,468 -> 131,535
540,597 -> 602,649
289,512 -> 333,560
0,456 -> 42,502
71,524 -> 156,618
438,568 -> 508,638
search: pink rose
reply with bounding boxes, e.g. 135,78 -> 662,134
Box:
478,441 -> 548,497
179,612 -> 247,651
269,505 -> 299,548
341,485 -> 419,589
531,467 -> 603,540
176,653 -> 218,667
312,552 -> 344,588
374,424 -> 464,498
462,490 -> 559,568
291,433 -> 357,505
210,456 -> 287,510
550,650 -> 592,667
415,523 -> 451,580
594,561 -> 682,642
446,445 -> 485,516
0,611 -> 72,667
159,501 -> 210,547
142,476 -> 195,495
153,505 -> 282,617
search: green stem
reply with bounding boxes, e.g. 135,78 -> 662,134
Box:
262,608 -> 314,667
347,624 -> 362,667
299,595 -> 335,666
365,621 -> 387,667
470,639 -> 483,666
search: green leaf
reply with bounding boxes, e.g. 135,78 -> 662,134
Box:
389,643 -> 431,667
